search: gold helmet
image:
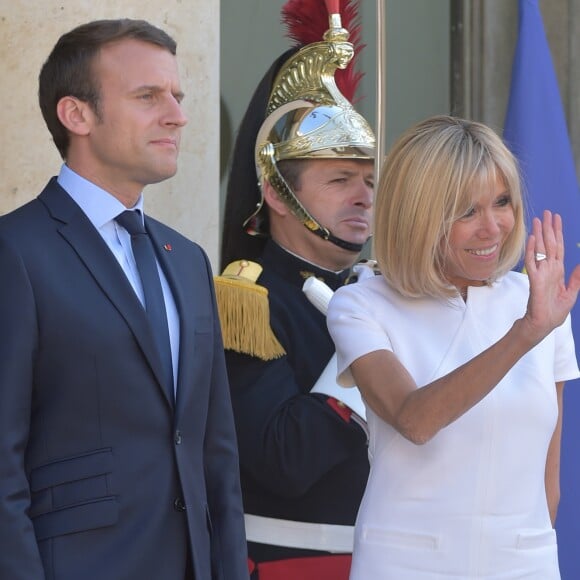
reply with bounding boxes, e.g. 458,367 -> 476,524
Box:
221,0 -> 375,269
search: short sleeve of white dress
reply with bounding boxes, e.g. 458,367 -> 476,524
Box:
327,276 -> 393,387
328,273 -> 580,387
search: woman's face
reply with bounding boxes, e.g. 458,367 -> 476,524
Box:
443,175 -> 515,293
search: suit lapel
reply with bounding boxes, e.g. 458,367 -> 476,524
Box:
147,220 -> 192,396
147,219 -> 200,413
39,180 -> 174,409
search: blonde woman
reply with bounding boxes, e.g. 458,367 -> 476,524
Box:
327,115 -> 580,579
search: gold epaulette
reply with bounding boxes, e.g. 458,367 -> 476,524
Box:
214,260 -> 285,361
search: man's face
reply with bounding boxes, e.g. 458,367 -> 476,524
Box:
80,38 -> 187,205
271,158 -> 374,270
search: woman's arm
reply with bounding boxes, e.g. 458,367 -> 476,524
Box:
545,381 -> 565,526
351,213 -> 580,445
351,317 -> 535,444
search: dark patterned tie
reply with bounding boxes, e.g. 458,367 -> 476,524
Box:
115,210 -> 173,399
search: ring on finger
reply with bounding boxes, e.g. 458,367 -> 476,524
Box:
535,252 -> 547,262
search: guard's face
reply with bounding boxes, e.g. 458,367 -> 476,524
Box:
277,158 -> 374,269
296,158 -> 374,243
82,38 -> 187,206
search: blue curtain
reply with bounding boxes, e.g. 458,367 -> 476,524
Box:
503,1 -> 580,578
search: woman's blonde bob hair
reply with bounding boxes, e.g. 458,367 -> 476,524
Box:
373,115 -> 526,299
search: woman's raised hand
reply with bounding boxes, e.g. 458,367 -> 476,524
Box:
522,210 -> 580,344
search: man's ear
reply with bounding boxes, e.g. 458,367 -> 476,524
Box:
262,180 -> 291,217
56,96 -> 95,137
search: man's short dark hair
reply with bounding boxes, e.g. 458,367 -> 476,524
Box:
276,159 -> 305,192
39,19 -> 177,159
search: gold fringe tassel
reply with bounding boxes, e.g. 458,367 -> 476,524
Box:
214,262 -> 285,361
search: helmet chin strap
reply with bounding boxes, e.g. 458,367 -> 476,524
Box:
308,224 -> 366,253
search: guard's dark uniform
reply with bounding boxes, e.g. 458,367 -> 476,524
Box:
218,2 -> 375,576
224,241 -> 369,577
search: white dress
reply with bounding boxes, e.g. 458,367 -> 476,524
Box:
327,272 -> 579,580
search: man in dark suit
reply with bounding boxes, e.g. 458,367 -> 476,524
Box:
0,19 -> 248,580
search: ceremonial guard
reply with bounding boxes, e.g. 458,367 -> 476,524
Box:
216,1 -> 376,578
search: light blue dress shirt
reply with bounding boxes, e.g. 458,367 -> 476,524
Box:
58,164 -> 180,393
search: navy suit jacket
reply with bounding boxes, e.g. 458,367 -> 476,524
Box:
0,179 -> 248,580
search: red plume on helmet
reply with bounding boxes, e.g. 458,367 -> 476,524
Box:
281,0 -> 365,103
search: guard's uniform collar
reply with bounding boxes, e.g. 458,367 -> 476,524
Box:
262,240 -> 350,292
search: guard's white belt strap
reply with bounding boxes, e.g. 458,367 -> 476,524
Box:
244,513 -> 354,554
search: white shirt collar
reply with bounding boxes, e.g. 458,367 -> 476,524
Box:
57,164 -> 144,229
